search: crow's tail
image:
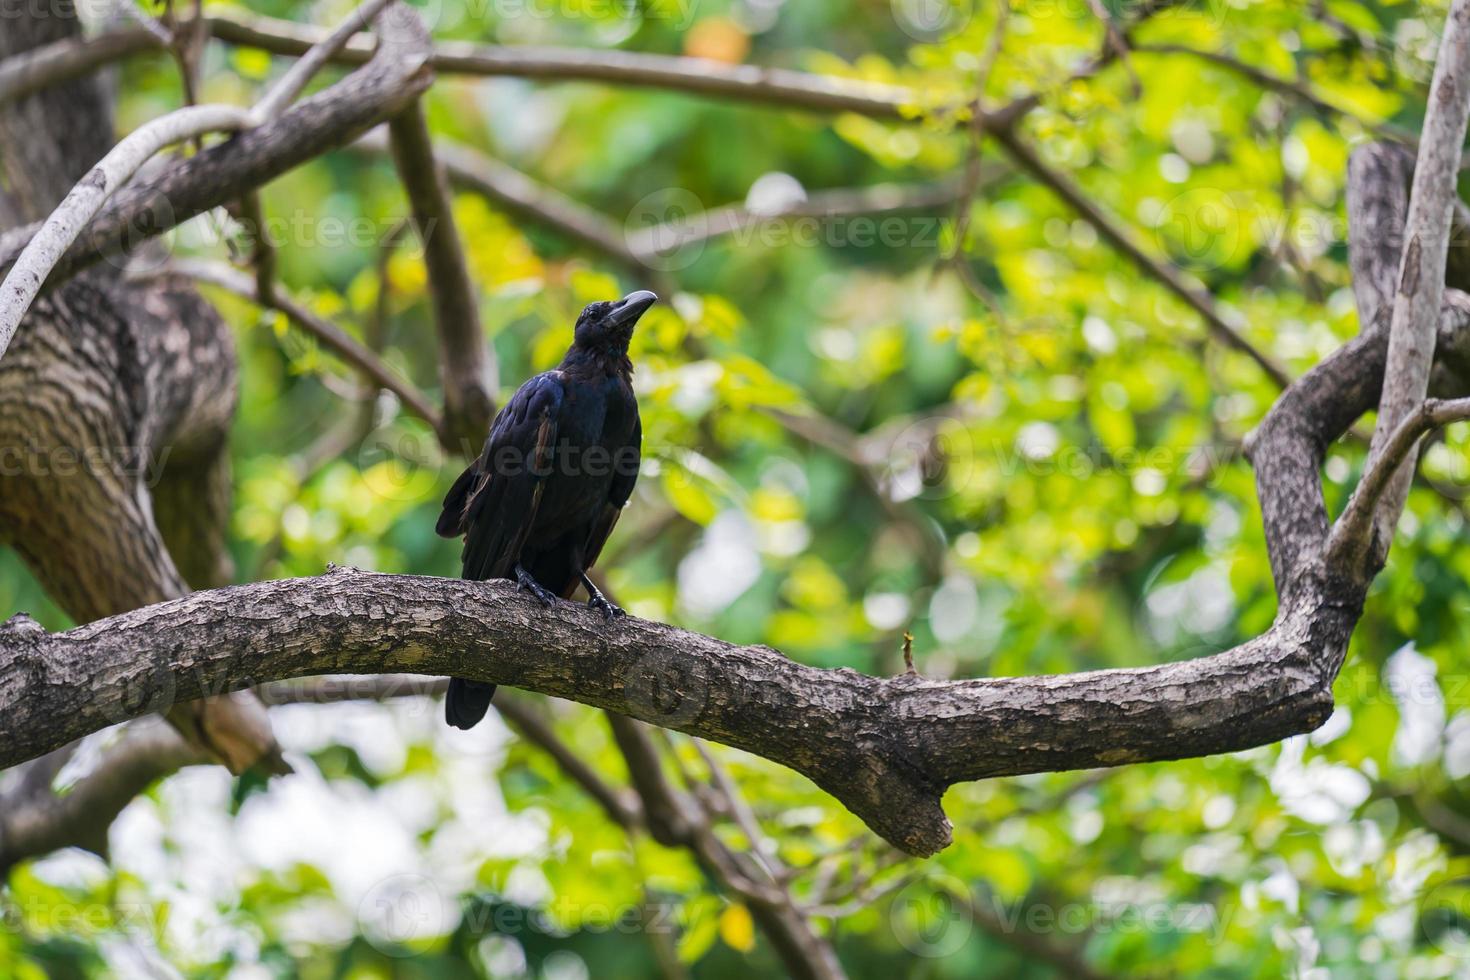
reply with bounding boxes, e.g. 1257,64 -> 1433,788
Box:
445,678 -> 497,729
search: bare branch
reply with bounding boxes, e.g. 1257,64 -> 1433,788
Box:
165,259 -> 444,432
251,0 -> 396,122
1352,2 -> 1470,576
0,553 -> 1358,859
1328,396 -> 1470,566
386,101 -> 496,448
0,103 -> 254,359
1085,0 -> 1140,96
991,126 -> 1293,388
118,0 -> 174,47
0,7 -> 434,293
0,27 -> 160,107
206,12 -> 924,120
626,178 -> 976,262
0,719 -> 206,875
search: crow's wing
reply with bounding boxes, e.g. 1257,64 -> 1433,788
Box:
579,413 -> 640,575
435,371 -> 564,581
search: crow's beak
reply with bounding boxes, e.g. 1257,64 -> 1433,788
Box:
606,290 -> 658,330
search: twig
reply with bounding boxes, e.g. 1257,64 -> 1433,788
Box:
990,126 -> 1292,388
1085,0 -> 1140,96
1327,396 -> 1470,567
1133,44 -> 1420,149
626,177 -> 976,261
692,740 -> 784,882
164,258 -> 444,431
803,870 -> 921,919
117,0 -> 174,47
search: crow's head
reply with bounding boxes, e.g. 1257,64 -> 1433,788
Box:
573,290 -> 657,352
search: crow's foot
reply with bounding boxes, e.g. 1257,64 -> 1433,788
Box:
580,571 -> 624,621
588,594 -> 625,621
514,564 -> 557,609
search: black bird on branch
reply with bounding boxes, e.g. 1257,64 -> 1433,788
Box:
435,290 -> 655,729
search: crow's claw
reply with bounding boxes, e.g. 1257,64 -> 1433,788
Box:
514,564 -> 557,609
589,594 -> 625,621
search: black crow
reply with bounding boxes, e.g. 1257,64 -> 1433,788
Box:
435,290 -> 655,729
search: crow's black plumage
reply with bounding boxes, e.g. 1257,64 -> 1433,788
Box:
435,290 -> 654,729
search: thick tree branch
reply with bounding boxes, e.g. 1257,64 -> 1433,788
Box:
0,557 -> 1355,859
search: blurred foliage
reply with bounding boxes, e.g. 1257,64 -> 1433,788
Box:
9,0 -> 1470,977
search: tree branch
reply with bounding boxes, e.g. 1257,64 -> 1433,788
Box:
990,126 -> 1292,388
0,6 -> 434,293
386,101 -> 496,448
1328,396 -> 1470,567
0,719 -> 206,875
204,12 -> 923,119
0,103 -> 255,359
161,259 -> 445,435
0,550 -> 1356,859
1350,0 -> 1470,576
250,0 -> 396,123
0,26 -> 161,107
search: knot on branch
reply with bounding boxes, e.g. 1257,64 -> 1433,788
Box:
1,611 -> 43,636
